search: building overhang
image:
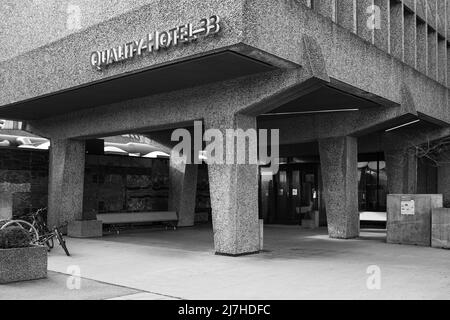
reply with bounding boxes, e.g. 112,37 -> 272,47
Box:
0,50 -> 278,121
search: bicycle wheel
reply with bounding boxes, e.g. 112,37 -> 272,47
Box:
54,228 -> 70,256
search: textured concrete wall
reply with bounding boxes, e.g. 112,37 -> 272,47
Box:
318,136 -> 359,239
0,0 -> 154,62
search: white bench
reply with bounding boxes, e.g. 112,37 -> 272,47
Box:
97,211 -> 178,233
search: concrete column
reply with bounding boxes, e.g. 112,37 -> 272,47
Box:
147,131 -> 199,228
48,139 -> 85,228
169,159 -> 198,227
385,147 -> 418,194
205,114 -> 260,256
319,136 -> 359,239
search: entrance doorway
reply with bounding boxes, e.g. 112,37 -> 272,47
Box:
260,163 -> 320,225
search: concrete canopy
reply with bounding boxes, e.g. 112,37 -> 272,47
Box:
0,51 -> 276,120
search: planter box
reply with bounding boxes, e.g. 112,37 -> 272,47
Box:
68,220 -> 103,238
432,208 -> 450,249
0,246 -> 47,284
387,194 -> 443,247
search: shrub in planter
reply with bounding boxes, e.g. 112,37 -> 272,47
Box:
0,226 -> 47,284
0,227 -> 32,249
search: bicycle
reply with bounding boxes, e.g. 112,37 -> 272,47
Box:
1,208 -> 71,256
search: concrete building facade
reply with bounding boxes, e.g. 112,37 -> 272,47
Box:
0,0 -> 449,256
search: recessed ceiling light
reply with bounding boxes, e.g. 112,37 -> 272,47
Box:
385,120 -> 420,132
261,109 -> 359,117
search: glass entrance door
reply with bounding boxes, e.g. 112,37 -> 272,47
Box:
260,163 -> 319,225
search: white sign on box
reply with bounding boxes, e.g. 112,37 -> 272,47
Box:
401,199 -> 415,215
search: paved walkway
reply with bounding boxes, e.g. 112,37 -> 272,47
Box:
0,271 -> 139,300
2,225 -> 450,299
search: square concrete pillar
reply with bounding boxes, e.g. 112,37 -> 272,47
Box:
48,139 -> 85,228
319,136 -> 359,239
205,114 -> 260,256
169,160 -> 198,227
385,148 -> 417,195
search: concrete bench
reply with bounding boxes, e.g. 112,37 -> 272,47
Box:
97,211 -> 178,233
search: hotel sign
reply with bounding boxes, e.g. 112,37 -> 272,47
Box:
90,15 -> 221,70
